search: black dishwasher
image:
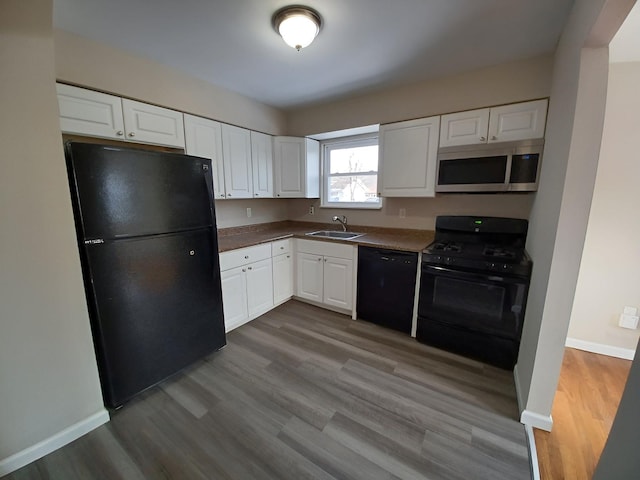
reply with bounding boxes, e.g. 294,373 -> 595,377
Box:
357,246 -> 418,334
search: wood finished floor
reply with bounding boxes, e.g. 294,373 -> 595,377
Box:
8,301 -> 530,480
534,347 -> 632,480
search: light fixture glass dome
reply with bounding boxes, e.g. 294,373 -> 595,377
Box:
273,6 -> 322,51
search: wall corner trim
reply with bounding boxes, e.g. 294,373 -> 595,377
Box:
521,410 -> 553,432
524,424 -> 541,480
513,363 -> 525,412
565,337 -> 636,360
0,409 -> 110,476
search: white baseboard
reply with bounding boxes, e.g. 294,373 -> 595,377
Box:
524,424 -> 541,480
0,409 -> 109,476
521,409 -> 553,432
565,337 -> 636,360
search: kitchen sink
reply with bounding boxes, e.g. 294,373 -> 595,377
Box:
306,230 -> 365,240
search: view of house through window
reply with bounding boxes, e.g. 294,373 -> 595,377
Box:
322,135 -> 380,208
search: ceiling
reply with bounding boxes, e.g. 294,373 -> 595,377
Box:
53,0 -> 575,110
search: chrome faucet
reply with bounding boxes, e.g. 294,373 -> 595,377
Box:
332,215 -> 348,232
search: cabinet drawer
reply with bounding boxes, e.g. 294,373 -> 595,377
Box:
271,239 -> 292,256
296,239 -> 353,260
219,243 -> 271,271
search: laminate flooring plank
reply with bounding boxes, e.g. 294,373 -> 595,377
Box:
5,301 -> 530,480
278,416 -> 400,480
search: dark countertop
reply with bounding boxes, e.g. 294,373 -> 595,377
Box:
217,221 -> 435,253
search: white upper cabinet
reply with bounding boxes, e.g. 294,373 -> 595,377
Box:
379,116 -> 440,197
56,83 -> 185,148
274,137 -> 319,198
250,131 -> 274,198
184,114 -> 226,199
121,99 -> 185,148
487,99 -> 548,143
221,124 -> 253,199
57,83 -> 125,140
440,99 -> 548,147
439,108 -> 490,147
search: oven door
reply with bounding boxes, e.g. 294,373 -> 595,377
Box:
418,264 -> 528,340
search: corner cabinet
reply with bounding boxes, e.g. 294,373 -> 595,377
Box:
56,83 -> 185,148
440,99 -> 548,147
378,116 -> 440,197
184,114 -> 226,199
273,137 -> 320,198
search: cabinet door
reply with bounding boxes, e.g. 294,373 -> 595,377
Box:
221,266 -> 248,332
439,108 -> 490,147
274,137 -> 305,198
488,99 -> 548,143
273,253 -> 293,304
56,83 -> 125,140
296,252 -> 324,302
121,99 -> 185,148
222,124 -> 253,199
246,258 -> 274,317
379,116 -> 440,197
250,131 -> 274,198
323,256 -> 353,310
184,114 -> 226,199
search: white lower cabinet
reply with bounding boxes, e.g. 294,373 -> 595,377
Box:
295,239 -> 354,312
219,244 -> 273,332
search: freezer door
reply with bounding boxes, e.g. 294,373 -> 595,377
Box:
66,142 -> 215,239
83,228 -> 225,408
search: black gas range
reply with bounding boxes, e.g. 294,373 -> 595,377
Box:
417,216 -> 533,369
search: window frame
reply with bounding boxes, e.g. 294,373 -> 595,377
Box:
320,133 -> 382,210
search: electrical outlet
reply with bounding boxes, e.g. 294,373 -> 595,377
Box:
308,206 -> 315,215
399,208 -> 406,218
246,207 -> 252,218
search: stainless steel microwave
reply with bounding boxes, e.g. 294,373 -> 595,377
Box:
436,139 -> 544,193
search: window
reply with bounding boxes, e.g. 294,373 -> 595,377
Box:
321,134 -> 381,209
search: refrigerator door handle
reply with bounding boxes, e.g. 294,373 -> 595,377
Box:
203,163 -> 216,224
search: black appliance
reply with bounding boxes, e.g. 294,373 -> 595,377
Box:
65,142 -> 226,408
357,247 -> 418,334
417,216 -> 532,369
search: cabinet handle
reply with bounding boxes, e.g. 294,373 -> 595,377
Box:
286,255 -> 290,258
228,193 -> 232,197
128,132 -> 135,137
220,194 -> 226,198
280,246 -> 284,250
244,255 -> 249,259
242,268 -> 246,272
317,257 -> 322,262
277,194 -> 281,197
480,136 -> 486,141
491,135 -> 497,140
255,193 -> 259,196
324,258 -> 327,262
116,130 -> 124,136
248,266 -> 252,270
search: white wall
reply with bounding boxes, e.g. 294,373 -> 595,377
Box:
54,30 -> 287,136
0,0 -> 106,466
287,55 -> 553,136
567,61 -> 640,354
515,0 -> 635,430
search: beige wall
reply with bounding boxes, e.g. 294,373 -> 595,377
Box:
516,0 -> 635,427
568,62 -> 640,352
287,55 -> 553,136
0,0 -> 105,462
215,199 -> 289,229
54,30 -> 287,136
288,195 -> 534,230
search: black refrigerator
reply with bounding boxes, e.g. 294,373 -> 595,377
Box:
65,142 -> 226,408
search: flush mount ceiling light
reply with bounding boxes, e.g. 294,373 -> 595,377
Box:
272,5 -> 322,51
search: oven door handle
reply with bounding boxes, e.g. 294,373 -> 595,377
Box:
422,264 -> 527,285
